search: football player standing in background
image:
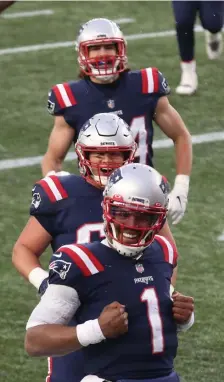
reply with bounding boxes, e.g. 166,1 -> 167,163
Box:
43,17 -> 192,226
173,0 -> 224,95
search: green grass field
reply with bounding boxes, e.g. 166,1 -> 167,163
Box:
0,1 -> 224,381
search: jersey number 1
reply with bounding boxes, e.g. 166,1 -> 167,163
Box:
141,287 -> 164,354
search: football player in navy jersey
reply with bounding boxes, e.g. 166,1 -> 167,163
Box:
13,113 -> 177,382
25,163 -> 194,382
43,17 -> 192,226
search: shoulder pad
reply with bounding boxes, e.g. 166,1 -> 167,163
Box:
154,235 -> 178,266
30,175 -> 68,216
140,67 -> 170,95
47,82 -> 77,115
48,244 -> 104,287
57,244 -> 104,276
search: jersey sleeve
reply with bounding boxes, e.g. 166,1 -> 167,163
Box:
140,67 -> 170,115
30,175 -> 68,235
49,244 -> 105,289
141,67 -> 170,96
154,235 -> 178,268
47,82 -> 77,116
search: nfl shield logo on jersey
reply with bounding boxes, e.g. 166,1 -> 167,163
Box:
107,99 -> 115,109
135,263 -> 144,273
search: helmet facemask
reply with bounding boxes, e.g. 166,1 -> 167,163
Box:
103,198 -> 167,257
76,144 -> 136,188
78,38 -> 127,82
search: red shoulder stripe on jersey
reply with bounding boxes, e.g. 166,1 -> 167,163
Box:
154,235 -> 178,265
75,244 -> 104,271
37,179 -> 57,202
152,67 -> 159,93
141,69 -> 148,94
63,82 -> 77,105
37,176 -> 68,202
49,175 -> 68,199
52,85 -> 66,108
60,244 -> 104,276
61,247 -> 92,276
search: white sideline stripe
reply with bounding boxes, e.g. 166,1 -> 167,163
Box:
218,234 -> 224,241
1,10 -> 54,19
1,131 -> 224,171
113,18 -> 136,24
0,25 -> 211,56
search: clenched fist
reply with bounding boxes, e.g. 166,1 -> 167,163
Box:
172,291 -> 194,324
98,301 -> 128,339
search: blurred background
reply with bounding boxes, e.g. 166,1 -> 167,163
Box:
0,1 -> 224,381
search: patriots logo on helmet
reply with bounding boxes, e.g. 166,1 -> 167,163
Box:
49,259 -> 71,280
159,176 -> 170,195
106,168 -> 123,191
80,120 -> 91,133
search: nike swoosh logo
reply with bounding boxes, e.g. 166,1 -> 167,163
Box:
177,196 -> 182,207
53,253 -> 62,258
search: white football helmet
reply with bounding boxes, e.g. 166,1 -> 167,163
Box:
75,113 -> 137,188
76,18 -> 127,82
103,163 -> 169,257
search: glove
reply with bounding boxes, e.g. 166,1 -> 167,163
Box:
46,170 -> 70,177
168,175 -> 189,225
38,277 -> 49,297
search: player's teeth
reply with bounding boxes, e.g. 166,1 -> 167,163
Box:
123,233 -> 137,238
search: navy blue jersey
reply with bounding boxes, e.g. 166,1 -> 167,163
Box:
30,174 -> 104,252
47,68 -> 170,167
48,235 -> 178,380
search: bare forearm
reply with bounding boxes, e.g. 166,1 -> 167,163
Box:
12,244 -> 43,280
41,153 -> 63,177
174,132 -> 192,175
25,325 -> 81,357
159,221 -> 176,244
